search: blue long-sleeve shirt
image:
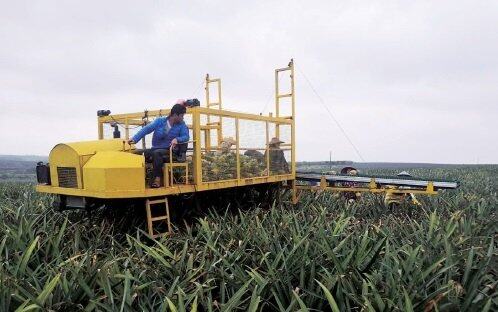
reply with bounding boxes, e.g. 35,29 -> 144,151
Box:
132,116 -> 189,149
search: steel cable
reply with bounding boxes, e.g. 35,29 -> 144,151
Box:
296,65 -> 366,162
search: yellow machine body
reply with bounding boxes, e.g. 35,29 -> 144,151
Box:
83,151 -> 145,193
37,107 -> 295,199
48,140 -> 130,188
36,61 -> 297,200
384,189 -> 421,207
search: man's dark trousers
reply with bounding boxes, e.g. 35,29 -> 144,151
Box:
146,144 -> 187,179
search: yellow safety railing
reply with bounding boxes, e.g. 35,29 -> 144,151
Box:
96,60 -> 296,191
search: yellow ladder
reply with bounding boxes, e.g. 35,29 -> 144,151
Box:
274,59 -> 295,137
274,59 -> 297,203
145,197 -> 171,238
205,74 -> 223,151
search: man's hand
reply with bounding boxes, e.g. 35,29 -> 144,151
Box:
127,139 -> 135,145
171,138 -> 178,147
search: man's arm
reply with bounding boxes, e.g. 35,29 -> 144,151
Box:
176,122 -> 190,143
279,150 -> 290,172
284,158 -> 290,172
131,118 -> 160,143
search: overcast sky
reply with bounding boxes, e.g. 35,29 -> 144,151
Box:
1,1 -> 497,163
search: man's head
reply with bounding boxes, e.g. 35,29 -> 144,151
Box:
169,104 -> 186,124
220,137 -> 236,154
269,137 -> 284,148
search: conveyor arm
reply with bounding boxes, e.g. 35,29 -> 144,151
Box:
296,171 -> 459,190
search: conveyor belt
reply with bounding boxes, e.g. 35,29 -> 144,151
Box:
296,171 -> 459,190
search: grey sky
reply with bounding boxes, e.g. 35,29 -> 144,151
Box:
1,1 -> 497,163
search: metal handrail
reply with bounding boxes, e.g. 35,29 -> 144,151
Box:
168,140 -> 193,165
167,140 -> 194,186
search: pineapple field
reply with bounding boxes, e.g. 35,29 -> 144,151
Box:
0,166 -> 497,311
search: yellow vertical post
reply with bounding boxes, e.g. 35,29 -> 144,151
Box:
165,198 -> 171,234
265,121 -> 270,176
275,67 -> 280,138
235,118 -> 240,179
125,118 -> 129,140
216,78 -> 223,145
205,74 -> 211,152
320,176 -> 326,189
290,59 -> 295,117
290,59 -> 296,177
217,116 -> 223,146
427,181 -> 435,194
192,109 -> 203,185
185,163 -> 189,184
291,180 -> 298,204
205,74 -> 210,106
98,119 -> 104,139
141,112 -> 148,150
203,130 -> 209,151
217,77 -> 222,109
145,200 -> 153,236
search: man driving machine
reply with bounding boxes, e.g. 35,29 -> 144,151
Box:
128,103 -> 189,188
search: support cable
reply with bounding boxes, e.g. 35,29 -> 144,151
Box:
296,65 -> 366,162
190,79 -> 205,100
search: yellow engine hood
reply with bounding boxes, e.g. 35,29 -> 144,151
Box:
49,139 -> 133,188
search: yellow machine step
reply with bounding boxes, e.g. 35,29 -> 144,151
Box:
145,197 -> 171,238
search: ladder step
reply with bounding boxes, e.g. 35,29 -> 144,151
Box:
147,199 -> 166,205
200,125 -> 220,130
208,103 -> 221,107
166,163 -> 188,167
276,67 -> 291,72
151,216 -> 168,221
277,93 -> 293,98
145,197 -> 172,237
